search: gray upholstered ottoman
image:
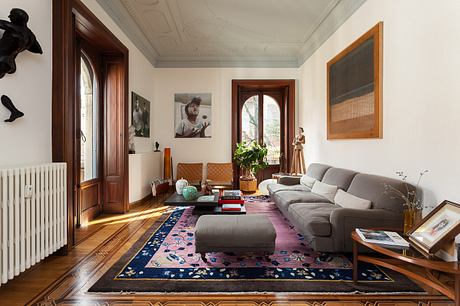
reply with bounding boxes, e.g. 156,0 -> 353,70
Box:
195,214 -> 276,262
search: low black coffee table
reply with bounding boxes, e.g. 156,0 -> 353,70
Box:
164,192 -> 246,214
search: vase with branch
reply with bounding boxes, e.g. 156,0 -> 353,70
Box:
384,170 -> 429,235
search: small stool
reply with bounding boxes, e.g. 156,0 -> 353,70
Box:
195,214 -> 276,262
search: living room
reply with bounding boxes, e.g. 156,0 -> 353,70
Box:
0,0 -> 459,305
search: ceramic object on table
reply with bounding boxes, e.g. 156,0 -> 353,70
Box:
182,186 -> 198,201
175,178 -> 188,195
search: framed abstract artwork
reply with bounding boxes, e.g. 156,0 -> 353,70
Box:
327,22 -> 383,139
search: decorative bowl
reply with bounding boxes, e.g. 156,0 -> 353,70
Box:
182,186 -> 198,201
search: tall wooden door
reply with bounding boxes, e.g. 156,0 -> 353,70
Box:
232,80 -> 295,186
76,44 -> 103,225
103,56 -> 129,213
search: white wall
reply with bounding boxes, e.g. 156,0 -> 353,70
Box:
0,0 -> 52,167
81,0 -> 156,153
153,68 -> 299,176
299,0 -> 460,209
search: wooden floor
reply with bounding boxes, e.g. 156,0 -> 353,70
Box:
0,193 -> 454,306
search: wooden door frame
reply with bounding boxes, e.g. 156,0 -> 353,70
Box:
52,0 -> 129,251
231,80 -> 296,187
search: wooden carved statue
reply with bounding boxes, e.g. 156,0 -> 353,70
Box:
0,8 -> 43,78
290,127 -> 306,174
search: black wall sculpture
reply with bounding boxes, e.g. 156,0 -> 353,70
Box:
0,8 -> 43,122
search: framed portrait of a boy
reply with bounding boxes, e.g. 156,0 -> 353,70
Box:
408,201 -> 460,255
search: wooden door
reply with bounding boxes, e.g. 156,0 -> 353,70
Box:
102,56 -> 129,213
76,45 -> 103,225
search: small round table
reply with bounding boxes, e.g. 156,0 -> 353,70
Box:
352,230 -> 460,305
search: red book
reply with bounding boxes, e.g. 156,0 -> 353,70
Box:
218,199 -> 245,205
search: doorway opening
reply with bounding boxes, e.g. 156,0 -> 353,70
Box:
232,80 -> 295,186
53,0 -> 129,249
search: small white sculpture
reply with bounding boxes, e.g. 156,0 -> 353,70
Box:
175,178 -> 188,195
128,125 -> 135,153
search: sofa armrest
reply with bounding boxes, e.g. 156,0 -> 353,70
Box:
330,208 -> 403,252
278,176 -> 301,186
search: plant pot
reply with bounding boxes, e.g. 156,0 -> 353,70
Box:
240,178 -> 257,193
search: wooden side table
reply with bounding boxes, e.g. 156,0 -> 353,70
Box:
352,230 -> 460,305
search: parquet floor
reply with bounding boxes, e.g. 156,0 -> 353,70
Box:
0,193 -> 454,306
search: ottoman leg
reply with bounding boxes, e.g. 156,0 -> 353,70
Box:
265,255 -> 271,262
201,253 -> 208,263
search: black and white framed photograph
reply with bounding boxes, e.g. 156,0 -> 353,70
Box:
131,92 -> 150,138
174,93 -> 212,138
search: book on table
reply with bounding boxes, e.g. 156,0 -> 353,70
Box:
221,203 -> 242,211
220,190 -> 242,200
356,228 -> 410,249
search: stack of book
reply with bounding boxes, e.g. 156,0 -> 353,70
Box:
356,228 -> 410,249
218,190 -> 244,211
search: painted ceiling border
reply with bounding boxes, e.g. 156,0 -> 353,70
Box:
96,0 -> 367,68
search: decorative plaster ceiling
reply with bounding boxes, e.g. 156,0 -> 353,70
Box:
96,0 -> 366,68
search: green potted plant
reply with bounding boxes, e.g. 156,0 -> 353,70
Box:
233,141 -> 268,192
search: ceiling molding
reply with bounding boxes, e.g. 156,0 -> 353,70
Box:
95,0 -> 367,68
297,0 -> 367,66
95,0 -> 159,66
155,57 -> 299,68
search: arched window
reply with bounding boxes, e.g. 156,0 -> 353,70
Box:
241,94 -> 281,165
80,54 -> 99,182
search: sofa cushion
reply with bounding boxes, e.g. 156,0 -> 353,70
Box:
300,175 -> 316,188
274,191 -> 330,213
334,189 -> 372,209
347,174 -> 413,214
311,181 -> 337,203
268,183 -> 311,194
306,163 -> 331,181
289,203 -> 340,237
321,167 -> 358,191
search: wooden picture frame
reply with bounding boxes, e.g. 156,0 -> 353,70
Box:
327,22 -> 383,140
408,200 -> 460,255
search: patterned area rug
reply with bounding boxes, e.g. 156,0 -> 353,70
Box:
90,196 -> 424,293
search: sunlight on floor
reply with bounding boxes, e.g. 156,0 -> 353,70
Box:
82,206 -> 171,227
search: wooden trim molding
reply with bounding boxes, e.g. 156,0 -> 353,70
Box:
231,80 -> 296,186
53,0 -> 129,250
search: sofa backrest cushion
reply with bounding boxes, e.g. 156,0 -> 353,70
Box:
306,163 -> 331,181
311,181 -> 338,203
334,189 -> 372,210
300,175 -> 316,188
321,167 -> 358,191
347,173 -> 414,214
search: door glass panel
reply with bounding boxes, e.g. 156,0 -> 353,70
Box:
80,55 -> 99,182
241,95 -> 258,143
263,95 -> 281,165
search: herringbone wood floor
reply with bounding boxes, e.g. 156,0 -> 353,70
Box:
0,193 -> 454,306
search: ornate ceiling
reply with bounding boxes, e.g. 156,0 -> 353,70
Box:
96,0 -> 366,67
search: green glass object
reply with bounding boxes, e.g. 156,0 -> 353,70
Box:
182,186 -> 198,201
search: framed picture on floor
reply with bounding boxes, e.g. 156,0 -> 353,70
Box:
174,93 -> 212,138
327,22 -> 383,140
131,92 -> 150,138
408,200 -> 460,255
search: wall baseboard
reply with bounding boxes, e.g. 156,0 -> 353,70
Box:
129,194 -> 153,206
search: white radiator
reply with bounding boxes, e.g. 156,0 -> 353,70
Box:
0,163 -> 67,286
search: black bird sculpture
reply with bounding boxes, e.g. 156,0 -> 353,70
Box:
0,8 -> 42,78
1,95 -> 24,122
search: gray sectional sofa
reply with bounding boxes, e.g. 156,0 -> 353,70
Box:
268,163 -> 413,253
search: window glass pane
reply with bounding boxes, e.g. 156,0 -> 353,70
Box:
263,95 -> 281,165
241,95 -> 258,143
80,56 -> 98,182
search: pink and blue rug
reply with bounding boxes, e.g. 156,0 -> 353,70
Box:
90,196 -> 423,293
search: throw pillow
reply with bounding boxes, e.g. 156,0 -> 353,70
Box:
311,181 -> 338,203
334,189 -> 372,209
300,175 -> 316,188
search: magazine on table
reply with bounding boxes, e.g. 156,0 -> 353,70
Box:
356,228 -> 410,249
